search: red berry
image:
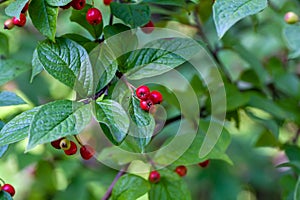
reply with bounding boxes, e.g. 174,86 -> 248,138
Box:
3,19 -> 15,30
136,85 -> 150,100
149,91 -> 163,104
86,8 -> 102,25
21,2 -> 29,13
1,184 -> 15,197
50,137 -> 65,149
71,0 -> 86,10
175,165 -> 187,177
141,21 -> 154,34
198,160 -> 210,168
149,170 -> 160,183
12,13 -> 26,27
103,0 -> 112,6
140,99 -> 153,111
61,2 -> 72,9
80,145 -> 95,160
64,141 -> 77,155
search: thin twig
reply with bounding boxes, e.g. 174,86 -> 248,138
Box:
101,165 -> 129,200
79,85 -> 109,104
0,177 -> 5,185
116,71 -> 135,94
292,128 -> 300,144
109,12 -> 114,26
92,85 -> 109,101
145,154 -> 157,169
74,135 -> 83,146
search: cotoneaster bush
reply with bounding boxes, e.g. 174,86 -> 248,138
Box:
1,0 -> 300,200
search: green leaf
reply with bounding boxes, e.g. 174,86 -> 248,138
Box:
46,0 -> 72,6
89,43 -> 118,91
246,111 -> 279,139
248,94 -> 291,120
0,59 -> 31,86
284,144 -> 300,162
280,175 -> 297,200
0,91 -> 26,106
4,0 -> 28,17
31,49 -> 44,83
218,49 -> 250,82
112,174 -> 150,200
110,2 -> 150,28
0,191 -> 13,200
29,0 -> 58,41
295,176 -> 300,200
127,96 -> 155,152
0,107 -> 40,146
154,120 -> 232,166
142,0 -> 185,6
225,84 -> 249,111
36,38 -> 95,97
70,5 -> 103,39
232,42 -> 269,86
274,73 -> 300,99
0,121 -> 4,130
255,130 -> 280,147
0,145 -> 8,158
149,169 -> 191,200
125,38 -> 200,80
0,33 -> 9,57
95,100 -> 129,145
103,23 -> 138,71
283,25 -> 300,58
213,0 -> 268,38
61,34 -> 98,53
103,23 -> 131,39
27,100 -> 91,151
276,98 -> 300,126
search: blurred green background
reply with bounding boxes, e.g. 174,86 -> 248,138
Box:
1,0 -> 300,199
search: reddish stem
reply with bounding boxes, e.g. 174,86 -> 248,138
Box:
101,165 -> 129,200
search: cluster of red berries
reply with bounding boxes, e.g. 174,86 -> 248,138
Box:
136,85 -> 163,112
3,0 -> 107,29
3,2 -> 29,30
51,137 -> 95,160
3,0 -> 154,32
0,182 -> 15,197
59,0 -> 103,26
148,160 -> 210,183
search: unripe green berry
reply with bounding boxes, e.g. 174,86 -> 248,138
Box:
284,12 -> 299,24
59,138 -> 71,150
